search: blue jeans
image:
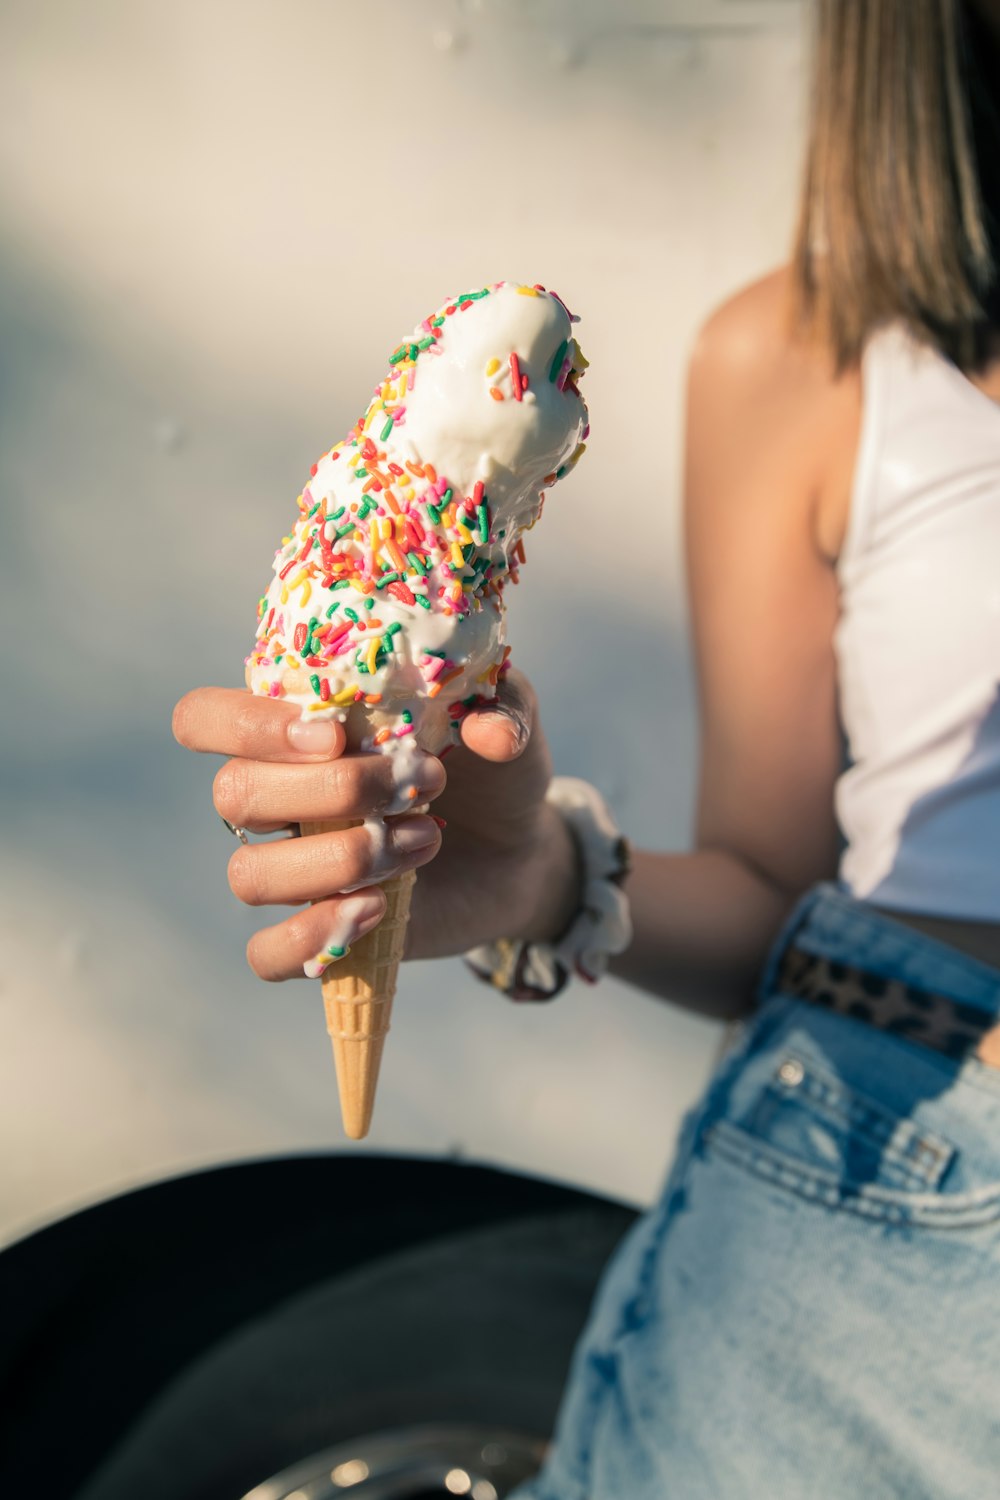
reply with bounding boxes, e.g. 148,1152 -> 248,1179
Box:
513,881 -> 1000,1499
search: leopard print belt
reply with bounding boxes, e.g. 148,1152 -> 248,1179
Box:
775,944 -> 1000,1066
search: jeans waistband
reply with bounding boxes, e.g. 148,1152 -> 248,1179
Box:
756,881 -> 1000,1019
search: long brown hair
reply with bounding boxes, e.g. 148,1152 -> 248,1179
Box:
793,0 -> 1000,370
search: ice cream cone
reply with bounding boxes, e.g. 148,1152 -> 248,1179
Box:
245,280 -> 590,1140
300,817 -> 415,1139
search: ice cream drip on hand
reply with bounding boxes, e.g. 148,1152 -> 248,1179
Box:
245,281 -> 590,755
304,940 -> 350,981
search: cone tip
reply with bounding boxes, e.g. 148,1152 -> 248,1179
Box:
341,1098 -> 374,1139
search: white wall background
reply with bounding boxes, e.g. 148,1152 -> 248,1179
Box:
0,0 -> 807,1241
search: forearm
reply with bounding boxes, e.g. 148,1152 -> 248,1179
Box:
610,847 -> 798,1022
510,811 -> 797,1023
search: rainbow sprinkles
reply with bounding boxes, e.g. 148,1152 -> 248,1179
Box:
246,280 -> 590,755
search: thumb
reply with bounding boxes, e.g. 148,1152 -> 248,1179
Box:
459,667 -> 536,763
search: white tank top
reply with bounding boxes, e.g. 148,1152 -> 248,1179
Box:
833,322 -> 1000,920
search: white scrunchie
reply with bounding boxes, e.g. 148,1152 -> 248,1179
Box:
465,775 -> 632,1001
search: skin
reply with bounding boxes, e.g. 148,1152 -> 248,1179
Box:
174,265 -> 1000,1025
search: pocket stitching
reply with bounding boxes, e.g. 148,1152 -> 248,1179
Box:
767,1054 -> 955,1188
706,1117 -> 1000,1228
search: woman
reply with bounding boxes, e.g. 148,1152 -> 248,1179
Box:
173,1 -> 1000,1492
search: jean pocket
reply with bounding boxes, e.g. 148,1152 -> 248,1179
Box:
703,1048 -> 1000,1229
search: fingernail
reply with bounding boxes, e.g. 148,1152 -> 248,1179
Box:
288,718 -> 338,755
484,709 -> 528,749
415,754 -> 447,794
391,817 -> 440,854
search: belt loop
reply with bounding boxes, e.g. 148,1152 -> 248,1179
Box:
753,881 -> 831,1008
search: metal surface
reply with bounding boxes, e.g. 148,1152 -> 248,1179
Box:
240,1424 -> 543,1500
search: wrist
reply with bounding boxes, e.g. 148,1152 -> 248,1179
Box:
516,801 -> 585,945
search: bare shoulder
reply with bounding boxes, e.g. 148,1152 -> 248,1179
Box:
694,265 -> 795,351
691,266 -> 835,402
688,266 -> 861,562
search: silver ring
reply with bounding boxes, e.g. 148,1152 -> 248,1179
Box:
220,816 -> 250,845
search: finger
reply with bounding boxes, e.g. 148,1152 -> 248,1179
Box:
227,814 -> 442,907
213,750 -> 446,832
247,888 -> 388,981
459,667 -> 537,762
173,686 -> 347,762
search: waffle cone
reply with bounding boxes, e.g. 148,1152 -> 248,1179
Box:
300,817 -> 414,1139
